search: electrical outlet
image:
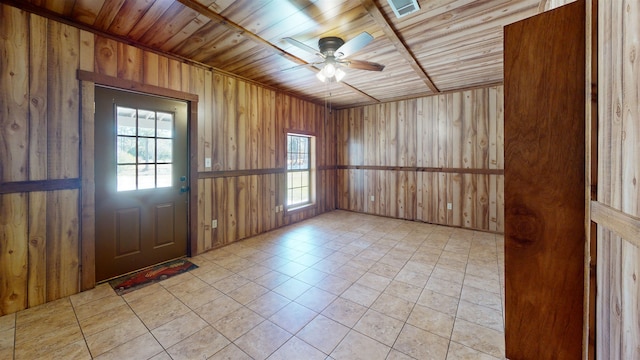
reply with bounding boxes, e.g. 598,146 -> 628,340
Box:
211,219 -> 217,228
275,206 -> 279,213
205,157 -> 212,168
370,195 -> 375,201
447,203 -> 453,210
279,205 -> 284,212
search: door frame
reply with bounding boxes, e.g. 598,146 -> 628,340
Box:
78,70 -> 199,291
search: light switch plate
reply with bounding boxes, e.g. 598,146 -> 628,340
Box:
205,157 -> 212,168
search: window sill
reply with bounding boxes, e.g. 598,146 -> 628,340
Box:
285,203 -> 315,214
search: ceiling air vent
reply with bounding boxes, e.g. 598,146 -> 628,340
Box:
387,0 -> 420,18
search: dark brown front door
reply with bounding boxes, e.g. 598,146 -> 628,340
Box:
95,87 -> 189,282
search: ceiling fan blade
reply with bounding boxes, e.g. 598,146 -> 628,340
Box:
281,62 -> 322,72
346,59 -> 385,72
283,37 -> 324,58
335,32 -> 374,58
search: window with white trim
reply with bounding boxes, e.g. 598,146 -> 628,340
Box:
286,133 -> 315,209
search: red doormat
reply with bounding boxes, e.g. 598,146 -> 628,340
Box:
108,258 -> 198,296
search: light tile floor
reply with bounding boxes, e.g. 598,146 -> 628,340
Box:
0,210 -> 506,359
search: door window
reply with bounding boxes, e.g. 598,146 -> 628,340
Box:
116,107 -> 174,191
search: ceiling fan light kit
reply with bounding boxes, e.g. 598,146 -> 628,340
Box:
316,64 -> 346,83
283,32 -> 385,83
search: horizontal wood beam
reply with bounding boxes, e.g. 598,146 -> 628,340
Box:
198,166 -> 337,179
198,168 -> 284,179
337,165 -> 504,175
591,200 -> 640,248
77,70 -> 199,101
359,0 -> 440,93
0,179 -> 81,194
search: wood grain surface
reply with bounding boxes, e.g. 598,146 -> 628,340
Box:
335,86 -> 504,232
504,1 -> 585,358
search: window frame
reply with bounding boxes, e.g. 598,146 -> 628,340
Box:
285,130 -> 316,213
115,106 -> 175,192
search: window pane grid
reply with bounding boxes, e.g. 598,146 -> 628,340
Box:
116,106 -> 174,192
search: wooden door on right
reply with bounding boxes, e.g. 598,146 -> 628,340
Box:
504,1 -> 586,359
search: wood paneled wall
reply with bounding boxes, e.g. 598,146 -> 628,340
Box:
196,85 -> 336,251
0,4 -> 335,315
594,1 -> 640,359
0,6 -> 83,315
335,87 -> 504,232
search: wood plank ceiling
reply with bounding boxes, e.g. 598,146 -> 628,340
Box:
7,0 -> 544,108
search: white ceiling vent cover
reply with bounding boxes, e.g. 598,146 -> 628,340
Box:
387,0 -> 420,18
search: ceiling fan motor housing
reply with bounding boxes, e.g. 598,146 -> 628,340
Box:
318,37 -> 345,56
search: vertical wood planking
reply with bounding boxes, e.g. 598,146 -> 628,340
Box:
48,20 -> 80,179
397,101 -> 407,166
476,174 -> 489,229
225,177 -> 237,244
191,66 -> 205,171
336,86 -> 504,232
437,95 -> 448,168
180,62 -> 190,97
377,104 -> 387,166
224,76 -> 237,170
196,178 -> 206,252
364,105 -> 375,165
237,176 -> 247,240
462,90 -> 475,169
250,84 -> 259,169
79,20 -> 96,293
0,5 -> 29,183
27,192 -> 47,307
213,177 -> 224,247
203,178 -> 212,250
157,56 -> 169,88
143,51 -> 159,86
202,69 -> 213,243
475,88 -> 489,168
488,87 -> 501,231
265,89 -> 276,169
597,1 -> 624,358
594,1 -> 640,359
406,101 -> 416,167
45,190 -> 79,301
250,175 -> 259,236
94,36 -> 117,77
386,102 -> 398,166
0,193 -> 29,315
116,42 -> 142,82
167,59 -> 182,91
80,79 -> 95,291
620,1 -> 640,357
212,73 -> 224,170
237,81 -> 247,170
30,14 -> 48,181
621,239 -> 639,358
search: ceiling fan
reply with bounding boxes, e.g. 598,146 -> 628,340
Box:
283,32 -> 385,82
